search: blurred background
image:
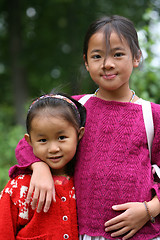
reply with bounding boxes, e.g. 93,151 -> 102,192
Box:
0,0 -> 160,190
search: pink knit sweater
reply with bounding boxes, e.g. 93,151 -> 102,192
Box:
9,95 -> 160,239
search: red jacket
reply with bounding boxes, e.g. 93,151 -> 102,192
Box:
0,174 -> 78,240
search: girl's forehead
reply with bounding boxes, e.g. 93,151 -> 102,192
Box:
31,114 -> 72,129
88,30 -> 127,49
34,111 -> 65,121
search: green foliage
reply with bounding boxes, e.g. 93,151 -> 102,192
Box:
130,8 -> 160,103
0,167 -> 10,192
131,65 -> 160,103
0,106 -> 25,190
0,0 -> 155,102
0,0 -> 160,190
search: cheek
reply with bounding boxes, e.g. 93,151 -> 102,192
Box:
87,65 -> 97,76
32,144 -> 45,157
72,142 -> 78,155
68,140 -> 78,155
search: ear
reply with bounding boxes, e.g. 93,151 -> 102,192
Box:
78,127 -> 85,141
24,133 -> 32,146
133,51 -> 142,68
83,54 -> 89,71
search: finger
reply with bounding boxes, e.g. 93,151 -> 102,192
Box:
36,190 -> 46,213
111,226 -> 130,237
105,212 -> 126,226
105,221 -> 125,232
122,229 -> 136,240
43,191 -> 53,213
112,203 -> 130,211
52,187 -> 56,202
26,184 -> 34,203
31,188 -> 40,210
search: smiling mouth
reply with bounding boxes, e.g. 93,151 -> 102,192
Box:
48,156 -> 62,162
102,74 -> 117,80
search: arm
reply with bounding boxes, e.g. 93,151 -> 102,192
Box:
9,137 -> 40,178
0,190 -> 17,239
27,161 -> 56,213
104,196 -> 160,240
9,137 -> 56,212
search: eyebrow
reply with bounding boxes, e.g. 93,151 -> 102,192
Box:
36,133 -> 46,137
90,46 -> 125,54
57,130 -> 65,134
111,47 -> 125,51
90,49 -> 102,54
36,130 -> 65,137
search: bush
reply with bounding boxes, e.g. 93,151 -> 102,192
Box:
0,115 -> 25,191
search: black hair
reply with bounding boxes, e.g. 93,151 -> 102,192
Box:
26,92 -> 86,176
26,93 -> 86,133
83,15 -> 141,62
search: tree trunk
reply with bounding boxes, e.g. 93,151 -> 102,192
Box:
7,0 -> 28,126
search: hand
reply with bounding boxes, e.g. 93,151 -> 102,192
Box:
26,162 -> 56,213
104,202 -> 149,240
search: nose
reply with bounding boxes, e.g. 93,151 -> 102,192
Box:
48,142 -> 60,153
102,56 -> 114,69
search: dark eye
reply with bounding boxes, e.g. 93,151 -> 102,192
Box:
39,139 -> 47,143
114,52 -> 124,57
58,136 -> 66,141
92,54 -> 101,59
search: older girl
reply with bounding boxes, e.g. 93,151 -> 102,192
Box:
9,16 -> 160,239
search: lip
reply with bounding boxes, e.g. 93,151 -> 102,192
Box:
102,74 -> 117,80
47,156 -> 62,162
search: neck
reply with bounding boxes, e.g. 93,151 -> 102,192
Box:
95,88 -> 137,102
51,168 -> 67,177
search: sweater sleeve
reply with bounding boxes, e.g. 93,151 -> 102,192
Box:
150,103 -> 160,199
0,188 -> 18,239
9,137 -> 40,178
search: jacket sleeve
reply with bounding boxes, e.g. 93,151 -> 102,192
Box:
9,137 -> 40,178
0,189 -> 18,239
150,103 -> 160,199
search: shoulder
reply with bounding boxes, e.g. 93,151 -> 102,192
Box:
10,174 -> 31,187
151,102 -> 160,122
71,94 -> 86,101
1,174 -> 31,202
72,94 -> 97,107
151,102 -> 160,112
138,99 -> 160,120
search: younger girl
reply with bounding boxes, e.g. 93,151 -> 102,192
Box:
0,94 -> 85,239
9,16 -> 160,239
